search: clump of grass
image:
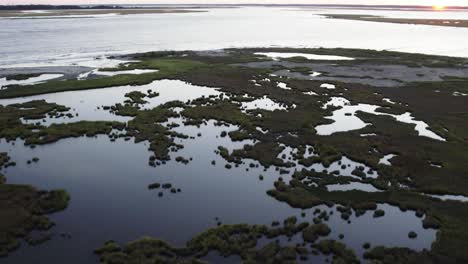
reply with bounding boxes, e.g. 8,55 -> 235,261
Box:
302,223 -> 331,242
148,183 -> 161,190
373,209 -> 385,218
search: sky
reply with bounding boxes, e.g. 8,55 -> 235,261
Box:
1,0 -> 467,7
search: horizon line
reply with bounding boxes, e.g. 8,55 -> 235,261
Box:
1,3 -> 468,8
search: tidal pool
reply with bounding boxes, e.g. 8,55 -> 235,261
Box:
452,91 -> 468,97
241,95 -> 290,111
0,54 -> 132,69
379,154 -> 397,166
382,98 -> 396,104
310,71 -> 322,77
316,97 -> 446,141
255,52 -> 355,61
426,194 -> 468,203
327,182 -> 382,192
0,74 -> 63,89
276,146 -> 379,179
77,69 -> 158,80
320,83 -> 336,89
311,156 -> 379,179
303,91 -> 318,96
277,82 -> 292,90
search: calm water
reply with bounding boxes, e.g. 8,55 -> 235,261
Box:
1,7 -> 468,68
0,132 -> 435,263
0,80 -> 223,124
0,81 -> 435,263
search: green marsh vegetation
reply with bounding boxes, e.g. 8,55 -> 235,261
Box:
1,48 -> 468,262
95,219 -> 359,263
4,73 -> 42,81
0,99 -> 125,145
0,58 -> 209,98
0,153 -> 69,257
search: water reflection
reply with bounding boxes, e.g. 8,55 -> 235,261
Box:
0,116 -> 435,263
0,79 -> 222,125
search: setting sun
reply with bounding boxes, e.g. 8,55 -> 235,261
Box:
433,5 -> 446,10
431,0 -> 447,10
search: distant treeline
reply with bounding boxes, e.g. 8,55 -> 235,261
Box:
0,5 -> 124,11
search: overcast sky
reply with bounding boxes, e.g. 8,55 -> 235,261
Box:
1,0 -> 466,7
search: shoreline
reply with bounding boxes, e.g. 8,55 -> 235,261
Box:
323,14 -> 468,28
0,8 -> 206,18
